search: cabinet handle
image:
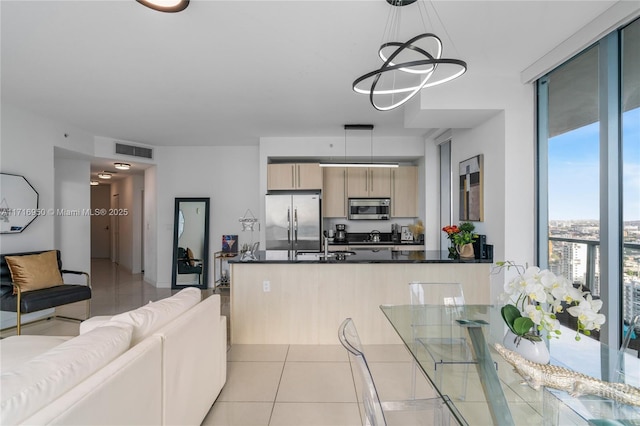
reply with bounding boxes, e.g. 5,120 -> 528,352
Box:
287,208 -> 291,243
370,169 -> 373,193
291,165 -> 295,188
297,165 -> 301,188
343,169 -> 347,217
391,170 -> 395,215
365,169 -> 368,192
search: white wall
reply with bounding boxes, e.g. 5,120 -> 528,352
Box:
153,145 -> 260,288
110,174 -> 144,274
144,165 -> 158,284
53,155 -> 91,273
1,106 -> 58,253
0,105 -> 94,328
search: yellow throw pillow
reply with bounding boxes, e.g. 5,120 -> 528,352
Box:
5,251 -> 64,293
186,247 -> 196,266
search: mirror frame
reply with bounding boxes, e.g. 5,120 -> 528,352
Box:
0,172 -> 40,234
171,197 -> 210,290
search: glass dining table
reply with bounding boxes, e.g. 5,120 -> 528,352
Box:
380,304 -> 640,426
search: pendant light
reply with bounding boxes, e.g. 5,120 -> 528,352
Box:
353,0 -> 467,111
320,125 -> 398,168
136,0 -> 189,13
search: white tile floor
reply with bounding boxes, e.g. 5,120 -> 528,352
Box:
1,259 -> 442,426
203,344 -> 439,426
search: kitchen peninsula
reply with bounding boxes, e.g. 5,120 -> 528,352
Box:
229,250 -> 492,345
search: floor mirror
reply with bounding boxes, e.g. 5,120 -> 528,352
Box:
171,197 -> 210,290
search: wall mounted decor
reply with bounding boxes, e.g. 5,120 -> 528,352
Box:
0,173 -> 39,234
459,155 -> 483,221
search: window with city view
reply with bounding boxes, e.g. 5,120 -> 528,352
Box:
538,18 -> 639,354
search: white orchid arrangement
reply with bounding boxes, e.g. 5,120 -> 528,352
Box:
496,261 -> 606,342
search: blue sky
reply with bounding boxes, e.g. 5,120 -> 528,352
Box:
548,107 -> 640,221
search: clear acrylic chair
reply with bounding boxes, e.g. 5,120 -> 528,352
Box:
338,318 -> 455,426
408,282 -> 477,401
615,314 -> 639,383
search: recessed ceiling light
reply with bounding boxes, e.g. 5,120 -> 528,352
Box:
114,163 -> 131,170
98,172 -> 112,179
90,180 -> 99,186
136,0 -> 189,13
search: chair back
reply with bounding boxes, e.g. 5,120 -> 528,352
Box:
339,318 -> 386,426
616,314 -> 639,383
177,247 -> 202,275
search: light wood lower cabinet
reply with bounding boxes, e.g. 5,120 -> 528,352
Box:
230,262 -> 490,344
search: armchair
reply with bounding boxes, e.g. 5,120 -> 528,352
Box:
176,247 -> 203,285
0,250 -> 91,335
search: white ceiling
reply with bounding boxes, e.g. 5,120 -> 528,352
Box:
1,0 -> 623,156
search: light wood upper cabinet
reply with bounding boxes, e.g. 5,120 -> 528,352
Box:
391,166 -> 418,217
347,168 -> 391,198
323,167 -> 347,217
268,163 -> 323,190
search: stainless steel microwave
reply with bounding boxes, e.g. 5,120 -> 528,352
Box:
348,198 -> 390,220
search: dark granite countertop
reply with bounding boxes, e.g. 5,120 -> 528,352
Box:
228,250 -> 492,264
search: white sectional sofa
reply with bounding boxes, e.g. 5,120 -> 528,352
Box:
0,288 -> 227,425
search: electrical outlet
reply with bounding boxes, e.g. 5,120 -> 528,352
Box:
263,280 -> 271,292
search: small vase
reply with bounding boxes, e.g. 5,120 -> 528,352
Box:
456,243 -> 474,259
502,330 -> 550,364
448,246 -> 458,259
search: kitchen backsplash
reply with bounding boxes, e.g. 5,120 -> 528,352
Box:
323,217 -> 418,234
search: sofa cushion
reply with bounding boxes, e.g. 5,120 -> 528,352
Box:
105,287 -> 201,346
0,335 -> 73,372
0,322 -> 133,425
4,250 -> 63,293
79,315 -> 111,335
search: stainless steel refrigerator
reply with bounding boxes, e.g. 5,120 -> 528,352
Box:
265,192 -> 321,251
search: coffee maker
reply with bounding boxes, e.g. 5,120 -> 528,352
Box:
334,224 -> 347,243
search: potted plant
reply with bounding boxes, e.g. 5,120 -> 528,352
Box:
495,261 -> 606,363
408,220 -> 424,243
442,222 -> 478,258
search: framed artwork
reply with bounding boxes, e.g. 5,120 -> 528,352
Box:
459,154 -> 483,221
222,235 -> 238,253
401,226 -> 413,242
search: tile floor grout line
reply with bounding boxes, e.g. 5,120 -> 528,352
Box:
267,344 -> 290,426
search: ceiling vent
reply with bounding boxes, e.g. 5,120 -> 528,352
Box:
115,143 -> 153,159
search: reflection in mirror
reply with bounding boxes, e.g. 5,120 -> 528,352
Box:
0,173 -> 40,234
171,198 -> 209,289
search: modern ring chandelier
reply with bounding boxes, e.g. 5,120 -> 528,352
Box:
353,0 -> 467,111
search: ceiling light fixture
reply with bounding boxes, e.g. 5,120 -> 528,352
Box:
136,0 -> 189,13
98,172 -> 112,179
90,180 -> 99,186
320,125 -> 399,168
114,163 -> 131,170
353,0 -> 467,111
